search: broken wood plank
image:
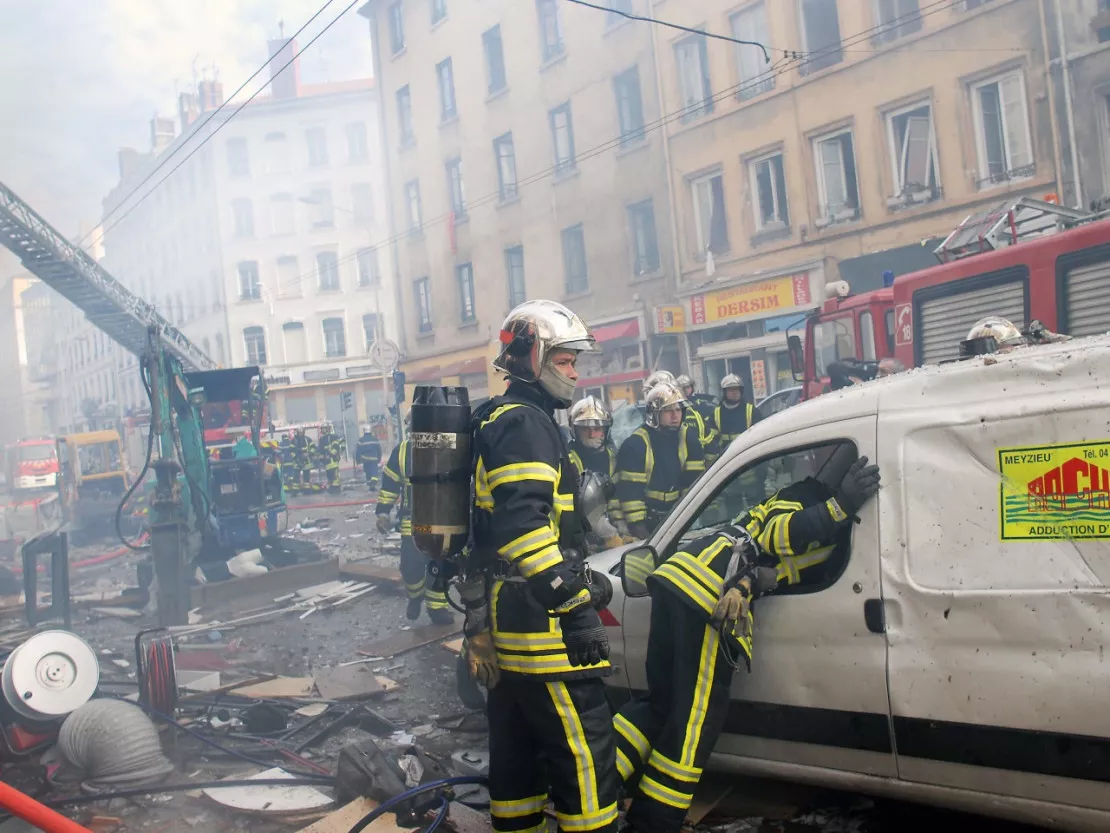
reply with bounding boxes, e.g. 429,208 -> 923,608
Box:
358,622 -> 462,659
375,675 -> 399,693
441,638 -> 464,655
231,676 -> 316,699
296,798 -> 383,833
314,665 -> 383,701
191,558 -> 340,609
340,562 -> 402,585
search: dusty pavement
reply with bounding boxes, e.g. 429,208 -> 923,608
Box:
0,478 -> 1053,832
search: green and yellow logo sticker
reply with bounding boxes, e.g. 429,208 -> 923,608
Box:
998,441 -> 1110,540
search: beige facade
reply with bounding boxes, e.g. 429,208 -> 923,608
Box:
652,0 -> 1060,398
359,0 -> 679,408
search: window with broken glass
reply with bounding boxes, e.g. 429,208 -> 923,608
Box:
886,102 -> 940,207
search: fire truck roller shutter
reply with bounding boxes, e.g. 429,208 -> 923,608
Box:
916,274 -> 1027,366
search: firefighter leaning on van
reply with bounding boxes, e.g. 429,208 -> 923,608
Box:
459,300 -> 619,833
616,381 -> 705,540
377,418 -> 453,625
615,451 -> 882,833
567,396 -> 624,551
675,374 -> 717,459
709,374 -> 762,462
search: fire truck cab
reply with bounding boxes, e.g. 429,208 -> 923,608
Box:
5,438 -> 59,494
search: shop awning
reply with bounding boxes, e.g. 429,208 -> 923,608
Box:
591,319 -> 640,343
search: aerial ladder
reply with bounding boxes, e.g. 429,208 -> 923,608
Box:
0,180 -> 285,625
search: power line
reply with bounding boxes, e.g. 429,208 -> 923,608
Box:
96,0 -> 362,244
83,0 -> 342,248
561,0 -> 771,64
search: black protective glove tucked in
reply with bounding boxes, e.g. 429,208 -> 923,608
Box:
835,456 -> 881,516
559,605 -> 610,667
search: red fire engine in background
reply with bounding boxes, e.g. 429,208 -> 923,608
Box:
791,197 -> 1110,398
0,438 -> 62,559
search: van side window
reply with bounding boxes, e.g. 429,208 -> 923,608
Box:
673,440 -> 859,595
884,308 -> 895,355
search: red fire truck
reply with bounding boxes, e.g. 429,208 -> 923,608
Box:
792,198 -> 1110,398
5,438 -> 59,494
0,438 -> 61,559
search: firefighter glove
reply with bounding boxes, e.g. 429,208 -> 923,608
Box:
711,580 -> 752,637
560,606 -> 610,667
835,456 -> 881,516
466,630 -> 500,690
375,514 -> 392,534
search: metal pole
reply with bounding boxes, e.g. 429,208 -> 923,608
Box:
375,285 -> 394,448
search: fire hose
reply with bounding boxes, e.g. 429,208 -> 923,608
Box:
0,780 -> 94,833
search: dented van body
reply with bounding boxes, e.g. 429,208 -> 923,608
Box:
594,335 -> 1110,831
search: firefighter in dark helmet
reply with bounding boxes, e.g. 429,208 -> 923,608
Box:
709,374 -> 762,462
568,396 -> 623,551
615,448 -> 881,833
377,412 -> 453,625
465,299 -> 619,833
616,381 -> 705,539
675,374 -> 717,459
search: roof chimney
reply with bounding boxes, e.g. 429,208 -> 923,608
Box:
150,116 -> 176,152
197,79 -> 225,111
178,92 -> 200,129
267,37 -> 301,99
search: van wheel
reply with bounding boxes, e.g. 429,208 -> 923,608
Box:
455,651 -> 487,711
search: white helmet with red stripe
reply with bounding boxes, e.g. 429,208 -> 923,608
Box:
493,300 -> 597,406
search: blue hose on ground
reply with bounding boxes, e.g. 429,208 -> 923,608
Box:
348,776 -> 489,833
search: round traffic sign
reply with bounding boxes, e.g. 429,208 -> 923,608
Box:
369,339 -> 400,370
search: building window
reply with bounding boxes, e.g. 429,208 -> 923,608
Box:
388,1 -> 406,54
396,86 -> 415,145
352,183 -> 374,223
431,0 -> 446,24
675,35 -> 713,121
550,103 -> 576,174
494,133 -> 518,200
238,261 -> 261,301
628,199 -> 661,275
483,25 -> 507,94
457,263 -> 476,322
971,70 -> 1034,188
562,224 -> 588,294
283,321 -> 307,364
537,0 -> 565,62
813,129 -> 861,225
346,122 -> 369,162
277,255 -> 301,298
874,0 -> 922,43
307,187 -> 335,228
800,0 -> 844,74
306,127 -> 329,167
405,180 -> 423,232
357,248 -> 381,287
506,246 -> 526,306
363,313 -> 380,349
263,132 -> 289,174
444,157 -> 467,218
316,251 -> 341,292
226,138 -> 249,177
323,317 -> 347,358
270,193 -> 295,235
437,58 -> 457,120
614,66 -> 645,146
749,151 -> 790,230
731,3 -> 774,99
605,0 -> 633,27
690,172 -> 729,255
415,277 -> 433,332
232,198 -> 254,238
886,102 -> 939,204
244,326 -> 267,365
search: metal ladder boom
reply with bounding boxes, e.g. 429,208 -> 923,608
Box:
0,180 -> 216,372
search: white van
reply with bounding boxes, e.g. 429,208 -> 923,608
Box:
595,335 -> 1110,832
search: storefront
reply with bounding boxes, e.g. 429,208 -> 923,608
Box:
681,265 -> 824,402
576,314 -> 648,413
400,342 -> 502,409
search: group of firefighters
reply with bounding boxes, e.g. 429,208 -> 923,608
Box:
361,297 -> 891,833
272,424 -> 352,494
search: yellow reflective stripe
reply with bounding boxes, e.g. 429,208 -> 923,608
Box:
648,750 -> 702,783
616,748 -> 635,781
500,526 -> 559,562
620,470 -> 648,483
494,631 -> 566,651
746,403 -> 753,429
516,544 -> 564,577
487,462 -> 558,490
554,493 -> 575,512
668,551 -> 723,597
613,713 -> 650,760
687,459 -> 706,472
383,465 -> 400,480
639,775 -> 693,810
495,654 -> 610,675
547,681 -> 598,816
553,587 -> 591,614
695,537 -> 730,567
482,402 -> 526,429
652,563 -> 716,614
490,796 -> 546,818
556,803 -> 618,832
645,489 -> 680,501
826,497 -> 848,522
569,450 -> 584,475
680,626 -> 720,768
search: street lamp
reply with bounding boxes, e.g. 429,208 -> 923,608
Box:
297,196 -> 394,446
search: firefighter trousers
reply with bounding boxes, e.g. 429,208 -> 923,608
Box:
614,589 -> 734,833
488,676 -> 619,833
399,536 -> 448,612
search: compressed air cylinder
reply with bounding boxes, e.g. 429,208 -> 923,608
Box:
410,385 -> 472,560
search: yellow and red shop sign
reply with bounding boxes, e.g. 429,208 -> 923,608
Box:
688,273 -> 812,328
654,306 -> 686,334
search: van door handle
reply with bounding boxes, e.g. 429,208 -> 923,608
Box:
863,599 -> 885,634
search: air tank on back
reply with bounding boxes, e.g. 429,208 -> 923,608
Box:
410,385 -> 472,560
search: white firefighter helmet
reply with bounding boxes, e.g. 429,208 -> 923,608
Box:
675,374 -> 695,395
645,381 -> 687,430
960,316 -> 1025,358
643,370 -> 676,394
570,396 -> 612,428
720,374 -> 743,391
493,300 -> 596,406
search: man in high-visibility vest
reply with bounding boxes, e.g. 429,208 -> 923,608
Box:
710,374 -> 762,461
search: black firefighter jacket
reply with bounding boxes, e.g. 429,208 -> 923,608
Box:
377,440 -> 412,535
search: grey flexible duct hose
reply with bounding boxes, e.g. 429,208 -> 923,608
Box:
56,699 -> 175,792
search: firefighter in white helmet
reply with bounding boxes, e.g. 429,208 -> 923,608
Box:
710,374 -> 762,462
675,374 -> 717,459
568,396 -> 623,549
